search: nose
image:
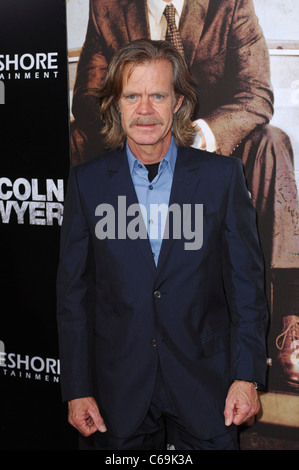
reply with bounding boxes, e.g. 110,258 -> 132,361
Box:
136,96 -> 154,115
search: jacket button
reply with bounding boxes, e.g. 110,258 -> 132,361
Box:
153,290 -> 162,299
151,339 -> 157,346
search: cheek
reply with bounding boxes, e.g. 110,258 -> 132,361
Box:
162,107 -> 175,123
120,108 -> 130,128
121,106 -> 135,121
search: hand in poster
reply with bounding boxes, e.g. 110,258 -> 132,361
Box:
68,396 -> 107,436
224,380 -> 260,426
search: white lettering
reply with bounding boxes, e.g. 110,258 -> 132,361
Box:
0,178 -> 65,226
0,53 -> 58,72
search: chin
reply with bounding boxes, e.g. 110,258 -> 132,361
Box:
131,136 -> 161,146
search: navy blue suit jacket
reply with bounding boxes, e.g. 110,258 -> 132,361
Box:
56,146 -> 268,439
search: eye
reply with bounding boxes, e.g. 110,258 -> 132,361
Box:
154,94 -> 163,100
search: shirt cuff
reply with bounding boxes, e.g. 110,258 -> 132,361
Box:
191,119 -> 217,152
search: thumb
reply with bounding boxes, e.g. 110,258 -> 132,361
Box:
89,406 -> 107,433
224,402 -> 234,427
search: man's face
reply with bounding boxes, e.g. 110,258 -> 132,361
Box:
118,60 -> 183,159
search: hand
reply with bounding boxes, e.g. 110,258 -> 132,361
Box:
68,396 -> 107,437
224,380 -> 260,427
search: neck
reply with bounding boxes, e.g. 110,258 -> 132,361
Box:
127,136 -> 172,164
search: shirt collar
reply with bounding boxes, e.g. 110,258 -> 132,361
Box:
126,136 -> 177,176
147,0 -> 185,24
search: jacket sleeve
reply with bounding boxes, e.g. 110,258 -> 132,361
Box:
203,0 -> 274,156
71,1 -> 109,142
56,167 -> 94,401
221,157 -> 269,387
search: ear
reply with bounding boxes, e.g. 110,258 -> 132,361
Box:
173,94 -> 184,114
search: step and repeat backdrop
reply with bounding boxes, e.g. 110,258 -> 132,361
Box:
0,0 -> 77,450
1,0 -> 299,450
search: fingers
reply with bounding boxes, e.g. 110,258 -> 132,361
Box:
68,396 -> 107,437
225,403 -> 252,426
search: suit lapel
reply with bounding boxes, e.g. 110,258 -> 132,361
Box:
121,0 -> 150,40
105,147 -> 203,276
156,147 -> 202,275
180,0 -> 210,66
108,0 -> 209,65
106,149 -> 156,273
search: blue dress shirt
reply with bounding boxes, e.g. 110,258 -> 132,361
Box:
126,137 -> 177,265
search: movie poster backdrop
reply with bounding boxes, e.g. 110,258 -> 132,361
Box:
66,0 -> 299,450
0,0 -> 298,451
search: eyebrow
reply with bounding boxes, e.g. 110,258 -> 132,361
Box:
122,91 -> 170,97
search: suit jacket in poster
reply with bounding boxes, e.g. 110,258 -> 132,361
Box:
72,0 -> 273,158
56,146 -> 268,439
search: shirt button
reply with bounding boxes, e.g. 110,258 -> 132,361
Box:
138,163 -> 142,168
153,290 -> 162,299
149,185 -> 153,190
151,339 -> 157,346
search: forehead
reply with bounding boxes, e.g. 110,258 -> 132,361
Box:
122,59 -> 173,89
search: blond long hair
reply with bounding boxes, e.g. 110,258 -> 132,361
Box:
96,39 -> 197,149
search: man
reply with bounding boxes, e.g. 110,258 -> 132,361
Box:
57,39 -> 268,450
